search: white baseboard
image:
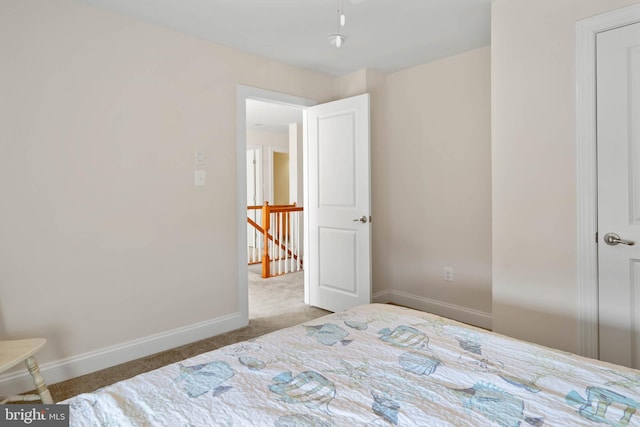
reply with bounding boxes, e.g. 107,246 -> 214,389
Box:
372,290 -> 492,330
0,312 -> 247,398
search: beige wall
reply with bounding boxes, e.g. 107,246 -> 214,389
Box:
288,123 -> 304,206
382,46 -> 492,326
7,0 -> 640,391
492,0 -> 640,353
0,0 -> 335,383
273,152 -> 290,205
8,0 -> 635,385
2,0 -> 494,389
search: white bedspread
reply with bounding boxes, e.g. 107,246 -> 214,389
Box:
64,304 -> 640,426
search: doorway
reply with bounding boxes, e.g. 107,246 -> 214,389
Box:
236,87 -> 373,322
235,86 -> 316,323
246,99 -> 304,318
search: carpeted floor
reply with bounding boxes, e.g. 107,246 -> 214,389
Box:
48,269 -> 329,402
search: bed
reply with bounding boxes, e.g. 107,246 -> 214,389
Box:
64,303 -> 640,426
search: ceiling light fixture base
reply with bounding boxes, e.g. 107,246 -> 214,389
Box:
328,34 -> 345,48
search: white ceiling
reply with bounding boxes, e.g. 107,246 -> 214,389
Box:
246,99 -> 302,133
81,0 -> 491,76
80,0 -> 491,131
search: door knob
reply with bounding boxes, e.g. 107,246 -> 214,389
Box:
353,216 -> 367,223
604,232 -> 635,246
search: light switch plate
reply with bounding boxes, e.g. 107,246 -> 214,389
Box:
194,170 -> 206,186
444,266 -> 454,282
195,151 -> 204,165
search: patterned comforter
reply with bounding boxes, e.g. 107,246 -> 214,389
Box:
65,304 -> 640,426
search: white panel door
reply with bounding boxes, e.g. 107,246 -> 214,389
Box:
307,94 -> 371,312
597,22 -> 640,368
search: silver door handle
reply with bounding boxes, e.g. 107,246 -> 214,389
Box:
353,216 -> 367,223
604,232 -> 635,246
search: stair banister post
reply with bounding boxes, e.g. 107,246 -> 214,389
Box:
262,202 -> 271,278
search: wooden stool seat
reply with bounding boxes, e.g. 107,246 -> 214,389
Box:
0,338 -> 53,404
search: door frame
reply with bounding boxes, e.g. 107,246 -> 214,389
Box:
246,145 -> 263,258
246,145 -> 263,206
236,85 -> 315,323
576,3 -> 640,359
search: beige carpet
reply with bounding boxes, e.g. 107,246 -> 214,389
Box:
48,269 -> 328,402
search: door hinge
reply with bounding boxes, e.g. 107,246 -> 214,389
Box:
595,232 -> 598,243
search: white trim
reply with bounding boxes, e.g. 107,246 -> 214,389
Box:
302,111 -> 310,305
246,144 -> 264,205
576,3 -> 640,359
236,86 -> 315,317
372,290 -> 492,330
0,313 -> 244,397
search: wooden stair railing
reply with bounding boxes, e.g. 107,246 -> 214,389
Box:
247,202 -> 303,278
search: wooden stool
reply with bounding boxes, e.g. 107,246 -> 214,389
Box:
0,338 -> 53,404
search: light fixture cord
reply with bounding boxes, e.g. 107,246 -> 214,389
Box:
337,0 -> 341,35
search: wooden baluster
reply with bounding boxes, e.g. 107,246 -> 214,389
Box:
277,211 -> 283,275
249,209 -> 255,263
274,211 -> 278,275
253,215 -> 258,263
271,211 -> 275,276
284,211 -> 288,272
280,212 -> 287,273
262,202 -> 270,278
285,211 -> 288,273
247,208 -> 251,263
287,212 -> 296,273
256,218 -> 260,264
251,213 -> 256,264
273,208 -> 277,275
253,224 -> 258,263
295,210 -> 300,271
288,210 -> 292,271
272,211 -> 277,275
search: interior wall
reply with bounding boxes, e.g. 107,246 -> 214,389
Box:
491,0 -> 640,353
288,123 -> 304,206
382,46 -> 492,326
0,0 -> 336,384
273,152 -> 290,205
5,0 -> 594,389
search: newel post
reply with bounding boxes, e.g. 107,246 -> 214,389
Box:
261,202 -> 271,278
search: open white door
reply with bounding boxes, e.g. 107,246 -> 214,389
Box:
306,94 -> 371,312
597,22 -> 640,369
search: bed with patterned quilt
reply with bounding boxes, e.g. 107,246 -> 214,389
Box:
64,303 -> 640,426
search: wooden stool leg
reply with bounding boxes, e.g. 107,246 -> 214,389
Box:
25,356 -> 53,404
